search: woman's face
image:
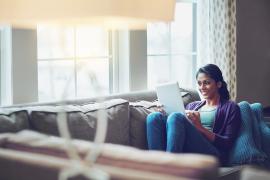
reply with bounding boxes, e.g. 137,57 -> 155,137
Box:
196,73 -> 221,100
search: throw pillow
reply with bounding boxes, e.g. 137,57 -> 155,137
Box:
0,108 -> 29,133
250,103 -> 270,160
228,101 -> 267,166
129,101 -> 159,149
81,99 -> 130,145
29,99 -> 130,145
29,105 -> 92,139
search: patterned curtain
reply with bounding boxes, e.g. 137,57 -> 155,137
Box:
197,0 -> 237,100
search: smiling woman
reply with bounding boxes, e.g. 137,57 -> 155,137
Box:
146,64 -> 241,166
196,64 -> 230,101
197,74 -> 221,100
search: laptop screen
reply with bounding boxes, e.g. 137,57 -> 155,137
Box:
156,82 -> 185,115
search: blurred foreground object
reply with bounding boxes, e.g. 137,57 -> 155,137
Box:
0,0 -> 175,29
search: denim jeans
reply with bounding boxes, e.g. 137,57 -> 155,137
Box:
146,112 -> 220,158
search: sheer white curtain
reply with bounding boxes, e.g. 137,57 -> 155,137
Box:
197,0 -> 237,100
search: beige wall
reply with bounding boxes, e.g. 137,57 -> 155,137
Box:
129,30 -> 147,91
12,28 -> 38,104
117,30 -> 147,92
236,0 -> 270,107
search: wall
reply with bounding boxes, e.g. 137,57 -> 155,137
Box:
129,30 -> 147,91
0,27 -> 12,105
118,30 -> 130,93
11,28 -> 38,104
236,0 -> 270,107
118,30 -> 147,93
0,30 -> 1,99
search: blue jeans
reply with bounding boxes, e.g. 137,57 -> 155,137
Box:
146,112 -> 220,158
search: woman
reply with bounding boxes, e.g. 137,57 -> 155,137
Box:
146,64 -> 241,165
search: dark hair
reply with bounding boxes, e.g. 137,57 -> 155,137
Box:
196,64 -> 230,100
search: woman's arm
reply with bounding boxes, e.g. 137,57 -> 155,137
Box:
186,110 -> 215,141
212,105 -> 241,150
197,126 -> 215,141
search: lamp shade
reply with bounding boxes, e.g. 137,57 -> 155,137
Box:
0,0 -> 175,28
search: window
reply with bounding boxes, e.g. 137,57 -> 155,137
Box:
37,26 -> 112,102
147,0 -> 197,89
38,1 -> 197,102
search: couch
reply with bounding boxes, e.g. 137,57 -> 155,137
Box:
0,87 -> 269,179
0,88 -> 200,149
0,88 -> 221,179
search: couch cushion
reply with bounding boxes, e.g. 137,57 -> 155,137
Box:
129,101 -> 159,149
0,130 -> 219,180
129,91 -> 199,150
28,99 -> 130,145
0,108 -> 29,133
80,99 -> 130,145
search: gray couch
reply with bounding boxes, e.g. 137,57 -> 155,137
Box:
1,88 -> 224,180
0,88 -> 200,149
2,88 -> 270,180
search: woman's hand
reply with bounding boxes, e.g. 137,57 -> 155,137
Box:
156,103 -> 167,116
185,110 -> 203,130
185,110 -> 215,142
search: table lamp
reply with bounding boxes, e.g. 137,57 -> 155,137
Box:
0,0 -> 175,29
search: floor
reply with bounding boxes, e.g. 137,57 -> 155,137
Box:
218,166 -> 242,180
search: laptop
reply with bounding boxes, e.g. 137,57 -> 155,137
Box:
156,82 -> 186,115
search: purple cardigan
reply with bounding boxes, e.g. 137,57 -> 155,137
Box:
186,99 -> 241,153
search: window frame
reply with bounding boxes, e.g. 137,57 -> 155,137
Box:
37,26 -> 114,101
147,0 -> 198,89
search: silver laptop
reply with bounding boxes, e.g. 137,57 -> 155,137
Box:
156,82 -> 185,115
